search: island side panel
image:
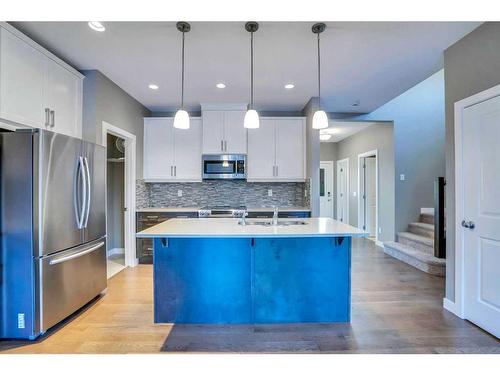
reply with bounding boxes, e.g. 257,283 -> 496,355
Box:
154,237 -> 252,323
252,237 -> 351,323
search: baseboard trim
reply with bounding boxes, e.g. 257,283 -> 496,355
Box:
375,240 -> 384,248
443,298 -> 459,317
420,207 -> 434,215
107,247 -> 125,256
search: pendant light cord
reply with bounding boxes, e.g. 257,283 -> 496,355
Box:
317,32 -> 321,110
250,31 -> 254,110
181,30 -> 185,109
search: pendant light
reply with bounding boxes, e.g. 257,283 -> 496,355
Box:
244,22 -> 260,129
312,23 -> 328,130
173,22 -> 191,130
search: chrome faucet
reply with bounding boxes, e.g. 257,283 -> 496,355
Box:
272,206 -> 279,226
240,211 -> 248,226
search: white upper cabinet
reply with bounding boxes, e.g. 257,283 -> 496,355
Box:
247,118 -> 275,180
223,111 -> 247,153
202,109 -> 247,154
143,117 -> 202,182
202,110 -> 225,154
275,118 -> 305,180
247,117 -> 306,182
0,24 -> 83,138
0,27 -> 46,128
44,60 -> 82,138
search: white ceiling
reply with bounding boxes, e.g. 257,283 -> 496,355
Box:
320,121 -> 378,143
12,21 -> 480,113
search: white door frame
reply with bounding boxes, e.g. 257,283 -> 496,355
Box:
102,121 -> 138,268
447,82 -> 500,318
357,150 -> 379,244
336,158 -> 350,223
320,161 -> 334,218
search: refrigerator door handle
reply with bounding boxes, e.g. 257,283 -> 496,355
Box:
48,241 -> 105,265
83,157 -> 91,228
74,156 -> 87,229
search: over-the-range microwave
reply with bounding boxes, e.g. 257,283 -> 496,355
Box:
202,154 -> 246,180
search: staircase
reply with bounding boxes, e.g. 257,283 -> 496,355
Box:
383,212 -> 445,276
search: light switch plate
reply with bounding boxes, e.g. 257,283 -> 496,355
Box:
400,174 -> 405,181
268,189 -> 273,197
353,192 -> 357,197
177,190 -> 183,197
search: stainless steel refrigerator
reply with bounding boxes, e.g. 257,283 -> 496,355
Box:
0,129 -> 107,339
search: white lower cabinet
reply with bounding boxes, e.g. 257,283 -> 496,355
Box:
0,24 -> 83,138
247,117 -> 306,182
143,117 -> 202,182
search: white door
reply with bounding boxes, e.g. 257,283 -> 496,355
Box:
336,158 -> 349,223
223,111 -> 247,154
462,96 -> 500,338
0,28 -> 46,128
319,161 -> 334,218
247,118 -> 276,180
143,118 -> 174,180
275,118 -> 305,180
174,118 -> 202,181
45,61 -> 81,138
202,110 -> 224,154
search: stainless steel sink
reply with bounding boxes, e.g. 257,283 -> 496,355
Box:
238,220 -> 308,227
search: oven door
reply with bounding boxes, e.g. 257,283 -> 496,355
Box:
202,155 -> 246,180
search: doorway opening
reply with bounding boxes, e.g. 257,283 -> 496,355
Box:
336,158 -> 349,223
101,121 -> 137,276
106,133 -> 126,278
319,161 -> 334,218
358,150 -> 378,242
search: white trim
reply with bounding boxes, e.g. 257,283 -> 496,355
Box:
336,158 -> 350,223
443,298 -> 461,317
101,121 -> 138,268
452,82 -> 500,319
357,150 -> 379,242
420,207 -> 434,215
200,103 -> 248,111
107,247 -> 125,256
375,240 -> 384,248
319,161 -> 335,218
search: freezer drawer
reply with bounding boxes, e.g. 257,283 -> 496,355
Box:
39,238 -> 107,333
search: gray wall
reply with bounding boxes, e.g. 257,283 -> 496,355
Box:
320,142 -> 337,161
357,70 -> 445,236
333,124 -> 395,242
302,98 -> 321,216
443,22 -> 500,302
82,70 -> 151,179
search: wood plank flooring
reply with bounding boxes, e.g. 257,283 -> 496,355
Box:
1,238 -> 498,353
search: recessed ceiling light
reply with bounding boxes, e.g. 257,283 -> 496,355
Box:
320,134 -> 332,141
88,21 -> 105,32
216,83 -> 226,89
284,84 -> 295,89
148,84 -> 159,90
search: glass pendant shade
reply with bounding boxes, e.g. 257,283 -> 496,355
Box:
244,109 -> 260,129
312,110 -> 328,129
173,109 -> 190,130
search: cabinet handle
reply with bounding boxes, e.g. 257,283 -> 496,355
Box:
44,108 -> 50,127
174,166 -> 177,176
170,166 -> 173,176
224,140 -> 227,151
221,140 -> 224,151
273,165 -> 275,176
276,165 -> 278,176
50,110 -> 55,127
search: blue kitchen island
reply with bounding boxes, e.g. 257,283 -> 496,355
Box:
137,217 -> 366,324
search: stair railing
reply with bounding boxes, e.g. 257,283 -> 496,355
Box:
434,177 -> 446,258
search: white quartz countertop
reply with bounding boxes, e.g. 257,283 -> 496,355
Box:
136,207 -> 311,213
136,218 -> 367,238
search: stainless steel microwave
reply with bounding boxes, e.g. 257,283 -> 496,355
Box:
202,154 -> 246,180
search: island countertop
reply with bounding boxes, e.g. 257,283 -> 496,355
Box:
136,217 -> 366,238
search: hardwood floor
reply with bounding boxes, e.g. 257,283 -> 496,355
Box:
1,238 -> 498,354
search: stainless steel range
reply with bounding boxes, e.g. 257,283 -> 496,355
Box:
198,205 -> 247,218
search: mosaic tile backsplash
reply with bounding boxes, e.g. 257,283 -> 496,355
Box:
136,179 -> 309,208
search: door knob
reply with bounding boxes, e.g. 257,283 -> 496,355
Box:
461,220 -> 475,229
